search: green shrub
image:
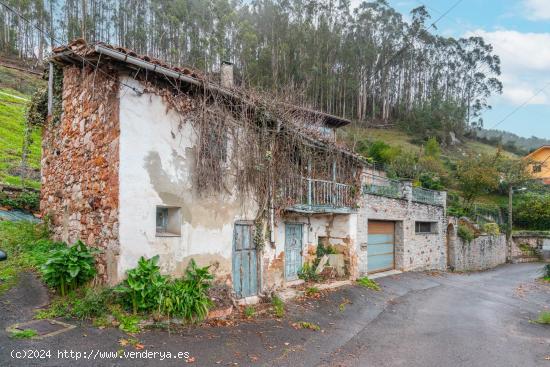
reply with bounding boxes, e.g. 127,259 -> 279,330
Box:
0,191 -> 40,212
457,224 -> 475,243
271,295 -> 285,318
541,264 -> 550,279
316,243 -> 337,258
41,240 -> 98,296
305,286 -> 320,297
514,193 -> 550,230
115,255 -> 167,314
482,223 -> 500,236
244,306 -> 255,318
160,260 -> 213,322
72,287 -> 112,320
297,262 -> 319,282
357,277 -> 381,291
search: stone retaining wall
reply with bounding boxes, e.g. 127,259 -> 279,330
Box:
448,231 -> 506,271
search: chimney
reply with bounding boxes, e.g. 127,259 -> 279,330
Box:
220,61 -> 234,88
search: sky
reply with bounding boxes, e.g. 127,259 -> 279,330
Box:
385,0 -> 550,139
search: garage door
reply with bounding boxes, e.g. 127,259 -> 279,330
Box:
368,221 -> 395,273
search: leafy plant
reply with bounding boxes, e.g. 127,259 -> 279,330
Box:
10,329 -> 38,339
482,223 -> 500,236
457,224 -> 475,243
316,243 -> 337,258
41,240 -> 99,296
160,260 -> 213,322
271,295 -> 285,318
297,262 -> 319,282
305,287 -> 320,297
109,305 -> 141,333
72,287 -> 112,320
357,277 -> 381,291
293,321 -> 320,331
535,311 -> 550,325
116,255 -> 167,314
244,305 -> 255,318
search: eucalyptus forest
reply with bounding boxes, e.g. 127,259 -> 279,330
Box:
0,0 -> 502,135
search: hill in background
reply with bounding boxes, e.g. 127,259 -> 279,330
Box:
0,64 -> 44,189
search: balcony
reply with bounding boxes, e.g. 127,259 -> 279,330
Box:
283,177 -> 356,213
362,172 -> 445,207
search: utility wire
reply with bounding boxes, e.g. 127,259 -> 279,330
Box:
489,80 -> 550,129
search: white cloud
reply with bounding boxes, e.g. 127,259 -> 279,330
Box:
523,0 -> 550,21
466,29 -> 550,106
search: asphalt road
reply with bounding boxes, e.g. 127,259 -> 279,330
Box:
0,263 -> 548,367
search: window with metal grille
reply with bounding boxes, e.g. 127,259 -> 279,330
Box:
415,221 -> 437,234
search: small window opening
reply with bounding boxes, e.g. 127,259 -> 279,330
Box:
156,206 -> 181,237
415,221 -> 437,234
533,164 -> 542,173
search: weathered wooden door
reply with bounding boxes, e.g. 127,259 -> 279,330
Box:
285,223 -> 303,280
232,223 -> 258,298
367,221 -> 395,273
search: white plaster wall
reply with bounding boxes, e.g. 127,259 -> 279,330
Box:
117,77 -> 256,283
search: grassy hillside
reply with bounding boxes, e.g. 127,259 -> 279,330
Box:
0,65 -> 44,189
342,126 -> 516,160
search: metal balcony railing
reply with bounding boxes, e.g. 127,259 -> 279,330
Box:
283,176 -> 355,212
412,187 -> 444,206
362,173 -> 404,199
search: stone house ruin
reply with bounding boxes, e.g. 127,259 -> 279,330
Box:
42,39 -> 449,300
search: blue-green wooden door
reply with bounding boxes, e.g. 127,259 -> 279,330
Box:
232,223 -> 258,298
285,223 -> 303,280
367,221 -> 395,273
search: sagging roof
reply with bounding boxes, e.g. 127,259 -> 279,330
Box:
50,39 -> 351,128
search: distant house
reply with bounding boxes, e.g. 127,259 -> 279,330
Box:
525,146 -> 550,184
43,39 -> 448,299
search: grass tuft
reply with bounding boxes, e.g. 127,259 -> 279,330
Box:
271,295 -> 285,318
357,277 -> 381,291
536,311 -> 550,325
10,329 -> 38,339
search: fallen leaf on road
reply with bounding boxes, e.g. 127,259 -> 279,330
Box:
135,343 -> 144,350
186,356 -> 196,363
118,338 -> 128,347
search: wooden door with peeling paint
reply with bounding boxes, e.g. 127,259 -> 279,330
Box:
285,223 -> 303,280
232,223 -> 258,298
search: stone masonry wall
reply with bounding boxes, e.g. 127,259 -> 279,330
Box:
357,190 -> 447,275
511,234 -> 548,263
41,65 -> 120,283
448,232 -> 506,271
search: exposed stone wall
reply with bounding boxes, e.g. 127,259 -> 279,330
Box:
448,231 -> 506,271
357,191 -> 447,275
511,233 -> 548,263
41,65 -> 120,283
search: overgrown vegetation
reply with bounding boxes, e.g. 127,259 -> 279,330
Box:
297,262 -> 319,283
0,221 -> 62,294
0,88 -> 41,189
0,190 -> 40,212
457,224 -> 475,243
535,311 -> 550,325
271,295 -> 285,318
357,277 -> 381,291
10,329 -> 38,339
41,240 -> 99,297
